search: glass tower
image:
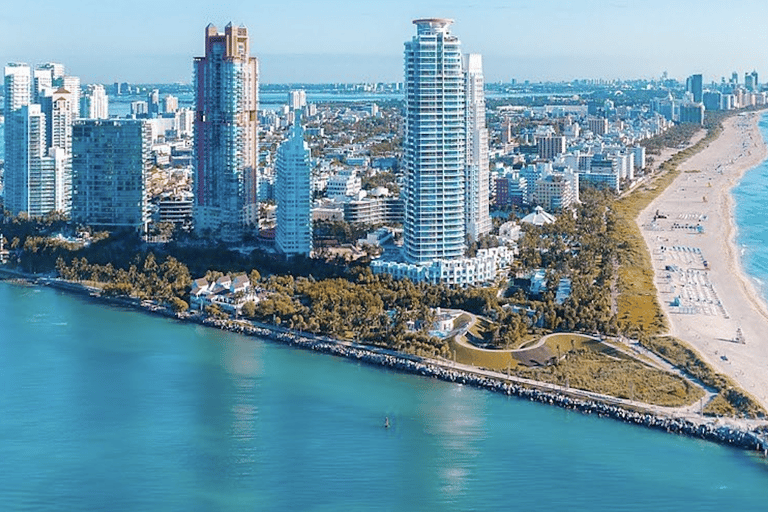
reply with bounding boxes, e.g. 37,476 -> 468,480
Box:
71,120 -> 151,230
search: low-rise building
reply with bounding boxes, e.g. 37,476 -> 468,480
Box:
190,274 -> 260,314
371,246 -> 512,286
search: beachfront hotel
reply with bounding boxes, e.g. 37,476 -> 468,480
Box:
193,23 -> 259,242
372,18 -> 507,285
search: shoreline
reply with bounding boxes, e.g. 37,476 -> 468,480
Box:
640,110 -> 768,411
3,273 -> 767,455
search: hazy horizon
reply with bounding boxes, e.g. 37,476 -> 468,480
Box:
2,0 -> 767,84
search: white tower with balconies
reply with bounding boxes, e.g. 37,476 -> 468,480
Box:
403,18 -> 466,264
464,53 -> 491,242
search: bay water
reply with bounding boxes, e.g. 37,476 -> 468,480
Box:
1,281 -> 767,510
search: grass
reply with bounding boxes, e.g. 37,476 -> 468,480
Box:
446,331 -> 706,407
447,336 -> 520,371
517,349 -> 705,407
641,336 -> 764,418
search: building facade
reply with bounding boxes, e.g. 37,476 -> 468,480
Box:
4,64 -> 33,215
5,63 -> 75,216
5,105 -> 55,217
464,53 -> 491,242
275,120 -> 312,257
81,84 -> 109,119
403,18 -> 465,264
71,120 -> 151,230
193,23 -> 259,241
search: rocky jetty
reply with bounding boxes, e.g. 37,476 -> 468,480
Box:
202,316 -> 768,454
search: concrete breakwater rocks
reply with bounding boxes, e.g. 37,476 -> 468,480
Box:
203,317 -> 768,453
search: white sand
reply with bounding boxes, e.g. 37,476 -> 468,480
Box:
639,111 -> 768,411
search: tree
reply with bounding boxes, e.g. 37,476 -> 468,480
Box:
170,297 -> 189,313
241,301 -> 257,318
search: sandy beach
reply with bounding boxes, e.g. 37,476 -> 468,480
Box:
640,111 -> 768,411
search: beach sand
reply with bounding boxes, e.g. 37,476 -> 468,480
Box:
640,111 -> 768,411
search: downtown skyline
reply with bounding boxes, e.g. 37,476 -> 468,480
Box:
2,0 -> 767,84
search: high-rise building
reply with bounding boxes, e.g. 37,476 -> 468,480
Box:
403,18 -> 465,264
131,101 -> 148,117
4,63 -> 32,112
81,84 -> 109,119
163,94 -> 178,114
33,68 -> 53,103
4,104 -> 52,216
745,70 -> 759,92
38,88 -> 74,214
4,64 -> 32,215
40,87 -> 74,153
193,23 -> 259,241
288,90 -> 306,111
147,89 -> 160,117
372,18 -> 514,285
6,63 -> 76,217
275,119 -> 312,257
37,62 -> 64,81
463,53 -> 491,242
61,75 -> 81,118
71,120 -> 151,230
686,74 -> 703,103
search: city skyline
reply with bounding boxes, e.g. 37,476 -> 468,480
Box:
2,0 -> 767,84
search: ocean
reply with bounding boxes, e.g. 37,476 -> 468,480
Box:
1,281 -> 767,510
733,112 -> 768,302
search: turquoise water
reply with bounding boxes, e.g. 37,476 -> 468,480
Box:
733,112 -> 768,303
1,281 -> 767,510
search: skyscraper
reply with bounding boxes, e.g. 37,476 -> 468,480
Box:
5,62 -> 76,217
686,73 -> 703,103
464,53 -> 491,242
71,120 -> 151,230
81,84 -> 109,119
40,87 -> 74,153
147,89 -> 160,117
371,18 -> 511,285
39,87 -> 74,214
4,104 -> 50,216
403,18 -> 465,264
288,90 -> 307,111
163,94 -> 179,114
4,64 -> 33,215
275,119 -> 312,257
193,23 -> 259,242
4,63 -> 31,112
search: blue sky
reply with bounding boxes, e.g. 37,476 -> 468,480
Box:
2,0 -> 767,84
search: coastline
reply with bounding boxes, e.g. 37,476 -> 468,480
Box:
640,110 -> 768,411
2,273 -> 766,454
